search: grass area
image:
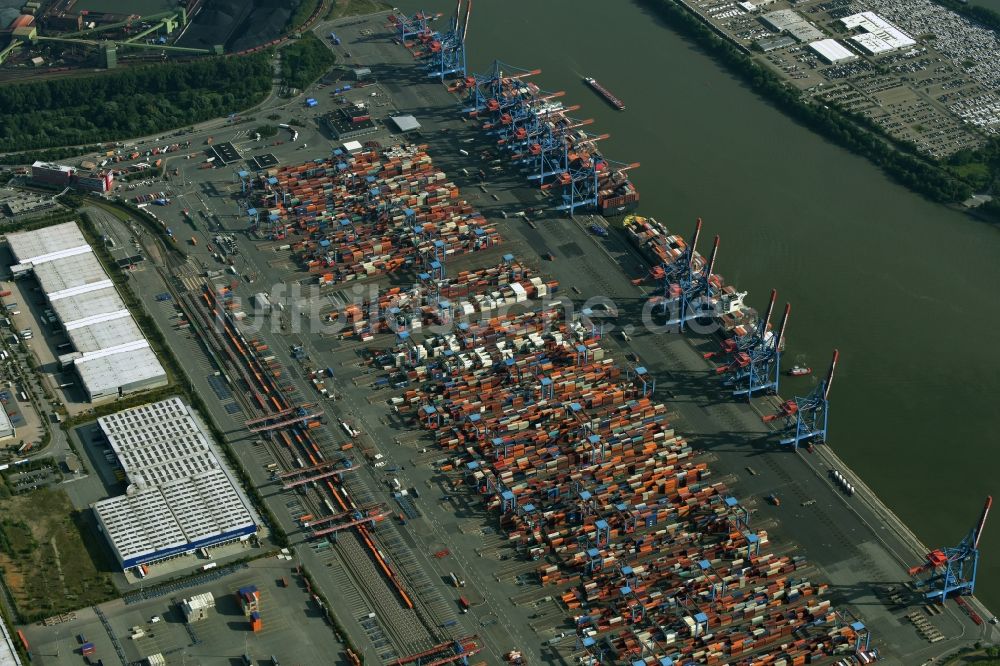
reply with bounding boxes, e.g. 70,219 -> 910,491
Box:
0,488 -> 116,622
326,0 -> 391,20
949,161 -> 993,188
943,644 -> 1000,665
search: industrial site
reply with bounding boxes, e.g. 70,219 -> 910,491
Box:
0,3 -> 996,666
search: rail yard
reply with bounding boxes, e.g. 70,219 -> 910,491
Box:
4,5 -> 999,666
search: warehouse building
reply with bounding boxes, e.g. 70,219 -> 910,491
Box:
7,222 -> 167,401
30,161 -> 74,187
0,612 -> 21,666
761,9 -> 824,42
74,170 -> 114,193
324,105 -> 377,140
809,38 -> 858,63
0,408 -> 14,441
92,397 -> 258,570
841,12 -> 916,55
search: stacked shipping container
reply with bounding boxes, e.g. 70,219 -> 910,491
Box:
379,306 -> 872,664
260,146 -> 500,284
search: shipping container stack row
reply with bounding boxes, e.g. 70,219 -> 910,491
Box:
257,146 -> 501,284
324,256 -> 558,339
379,306 -> 875,664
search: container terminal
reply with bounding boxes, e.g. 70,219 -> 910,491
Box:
193,138 -> 877,663
11,5 -> 996,666
163,10 -> 964,658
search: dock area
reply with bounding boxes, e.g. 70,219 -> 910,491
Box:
24,7 -> 994,666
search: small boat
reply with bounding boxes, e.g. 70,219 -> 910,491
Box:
787,366 -> 812,377
767,494 -> 781,507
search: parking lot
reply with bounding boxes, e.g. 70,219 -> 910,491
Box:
684,0 -> 999,156
20,557 -> 346,666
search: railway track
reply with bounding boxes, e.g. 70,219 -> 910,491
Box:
172,274 -> 447,662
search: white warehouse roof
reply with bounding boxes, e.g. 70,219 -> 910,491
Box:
92,398 -> 257,569
0,614 -> 21,666
6,222 -> 167,401
390,114 -> 421,132
809,39 -> 857,63
75,346 -> 165,400
761,9 -> 824,41
841,11 -> 915,54
99,396 -> 217,489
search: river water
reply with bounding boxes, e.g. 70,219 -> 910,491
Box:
391,0 -> 1000,612
970,0 -> 1000,11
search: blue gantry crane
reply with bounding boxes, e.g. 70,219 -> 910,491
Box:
389,9 -> 432,42
730,301 -> 789,398
425,0 -> 472,80
909,496 -> 992,602
713,289 -> 775,378
463,60 -> 541,117
762,349 -> 839,449
546,151 -> 638,214
656,217 -> 722,330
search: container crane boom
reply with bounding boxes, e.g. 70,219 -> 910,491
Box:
974,495 -> 992,550
824,348 -> 839,402
462,0 -> 472,43
705,235 -> 720,283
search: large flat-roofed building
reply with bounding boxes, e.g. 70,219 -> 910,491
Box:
30,161 -> 74,187
324,105 -> 377,140
761,9 -> 824,42
0,612 -> 22,666
92,398 -> 258,570
6,222 -> 167,401
840,11 -> 916,55
75,170 -> 114,193
809,38 -> 858,63
0,407 -> 13,441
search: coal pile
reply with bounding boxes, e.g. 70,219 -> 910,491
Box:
177,0 -> 301,52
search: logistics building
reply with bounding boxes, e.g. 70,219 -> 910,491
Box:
74,170 -> 115,193
91,397 -> 258,570
30,161 -> 113,192
761,9 -> 824,42
809,38 -> 858,63
7,222 -> 167,401
324,105 -> 377,140
30,161 -> 74,186
840,11 -> 916,54
0,407 -> 14,441
0,612 -> 21,666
